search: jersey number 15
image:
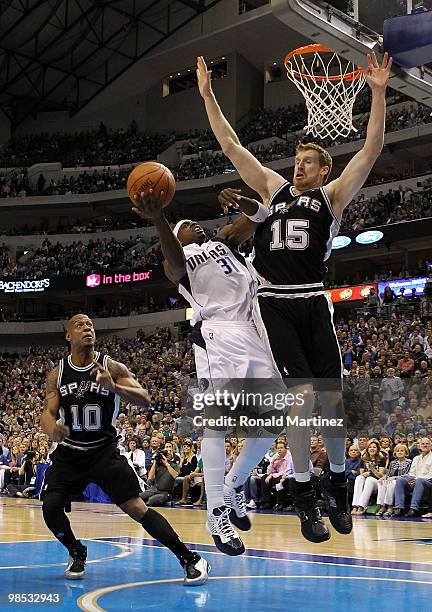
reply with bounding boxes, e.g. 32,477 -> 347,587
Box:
270,219 -> 309,251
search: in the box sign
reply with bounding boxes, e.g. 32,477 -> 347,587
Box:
85,270 -> 153,288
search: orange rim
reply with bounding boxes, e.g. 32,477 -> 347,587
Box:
284,43 -> 365,82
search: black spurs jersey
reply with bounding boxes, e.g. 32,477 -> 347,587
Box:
252,182 -> 340,287
56,352 -> 119,451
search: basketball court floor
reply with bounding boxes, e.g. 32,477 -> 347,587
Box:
1,498 -> 431,611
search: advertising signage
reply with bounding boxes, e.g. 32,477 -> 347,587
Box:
0,278 -> 51,294
0,268 -> 162,294
85,270 -> 153,288
326,284 -> 377,303
377,276 -> 428,297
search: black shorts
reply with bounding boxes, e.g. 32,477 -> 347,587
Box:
254,293 -> 342,388
41,443 -> 141,506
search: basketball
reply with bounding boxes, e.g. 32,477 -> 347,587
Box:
127,161 -> 176,208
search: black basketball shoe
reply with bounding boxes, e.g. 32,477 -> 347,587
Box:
64,541 -> 87,580
223,483 -> 251,531
321,472 -> 352,535
294,484 -> 330,543
181,553 -> 210,586
206,506 -> 245,556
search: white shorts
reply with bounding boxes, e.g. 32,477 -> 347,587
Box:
193,320 -> 281,381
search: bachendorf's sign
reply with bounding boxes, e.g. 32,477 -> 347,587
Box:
0,278 -> 50,293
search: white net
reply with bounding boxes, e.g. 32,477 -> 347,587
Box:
285,47 -> 366,140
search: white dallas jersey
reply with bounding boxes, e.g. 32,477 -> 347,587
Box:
178,237 -> 257,324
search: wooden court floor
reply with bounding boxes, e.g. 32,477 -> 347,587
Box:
1,498 -> 432,611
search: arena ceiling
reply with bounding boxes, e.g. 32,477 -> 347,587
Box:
0,0 -> 223,127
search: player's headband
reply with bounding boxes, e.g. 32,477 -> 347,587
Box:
173,219 -> 192,238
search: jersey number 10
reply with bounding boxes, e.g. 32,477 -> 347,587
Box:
71,404 -> 102,431
270,219 -> 309,251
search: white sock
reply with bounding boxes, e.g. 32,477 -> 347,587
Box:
201,435 -> 226,512
295,471 -> 311,483
225,437 -> 273,489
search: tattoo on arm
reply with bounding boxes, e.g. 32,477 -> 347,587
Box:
43,366 -> 60,414
108,359 -> 133,382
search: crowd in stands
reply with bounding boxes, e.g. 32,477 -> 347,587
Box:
0,236 -> 163,278
341,177 -> 432,232
1,168 -> 431,245
1,310 -> 432,513
1,167 -> 137,199
174,102 -> 432,181
0,296 -> 187,323
175,88 -> 409,153
0,122 -> 172,168
0,94 -> 430,194
326,260 -> 430,289
2,215 -> 153,236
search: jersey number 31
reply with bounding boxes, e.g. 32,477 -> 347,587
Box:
270,219 -> 309,251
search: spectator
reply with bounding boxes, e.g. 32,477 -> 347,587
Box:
356,434 -> 369,456
393,437 -> 432,516
351,439 -> 387,515
139,442 -> 180,506
176,458 -> 204,506
173,408 -> 194,438
376,444 -> 412,516
123,439 -> 147,482
273,452 -> 299,511
260,442 -> 291,509
6,450 -> 37,498
380,368 -> 404,413
345,445 -> 363,507
381,286 -> 397,319
244,454 -> 270,509
310,435 -> 329,471
397,351 -> 415,378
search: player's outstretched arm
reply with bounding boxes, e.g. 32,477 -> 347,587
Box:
132,189 -> 186,283
41,366 -> 70,442
94,360 -> 150,407
325,52 -> 393,219
196,56 -> 285,202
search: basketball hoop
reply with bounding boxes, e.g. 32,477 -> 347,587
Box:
284,44 -> 366,141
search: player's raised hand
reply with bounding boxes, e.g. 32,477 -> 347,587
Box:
365,51 -> 393,92
218,188 -> 242,214
132,189 -> 165,220
52,423 -> 70,442
91,363 -> 116,393
196,56 -> 213,99
218,187 -> 262,216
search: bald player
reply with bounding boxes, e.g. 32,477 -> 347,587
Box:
40,313 -> 209,584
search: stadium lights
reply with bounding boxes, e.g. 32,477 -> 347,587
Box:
355,230 -> 384,245
331,235 -> 351,249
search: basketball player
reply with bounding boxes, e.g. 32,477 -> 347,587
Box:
40,314 -> 209,584
132,191 -> 286,556
197,51 -> 392,542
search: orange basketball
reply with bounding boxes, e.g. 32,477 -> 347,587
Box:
127,161 -> 176,208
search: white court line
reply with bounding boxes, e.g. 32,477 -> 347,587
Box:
0,540 -> 132,570
96,539 -> 432,577
79,574 -> 432,612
